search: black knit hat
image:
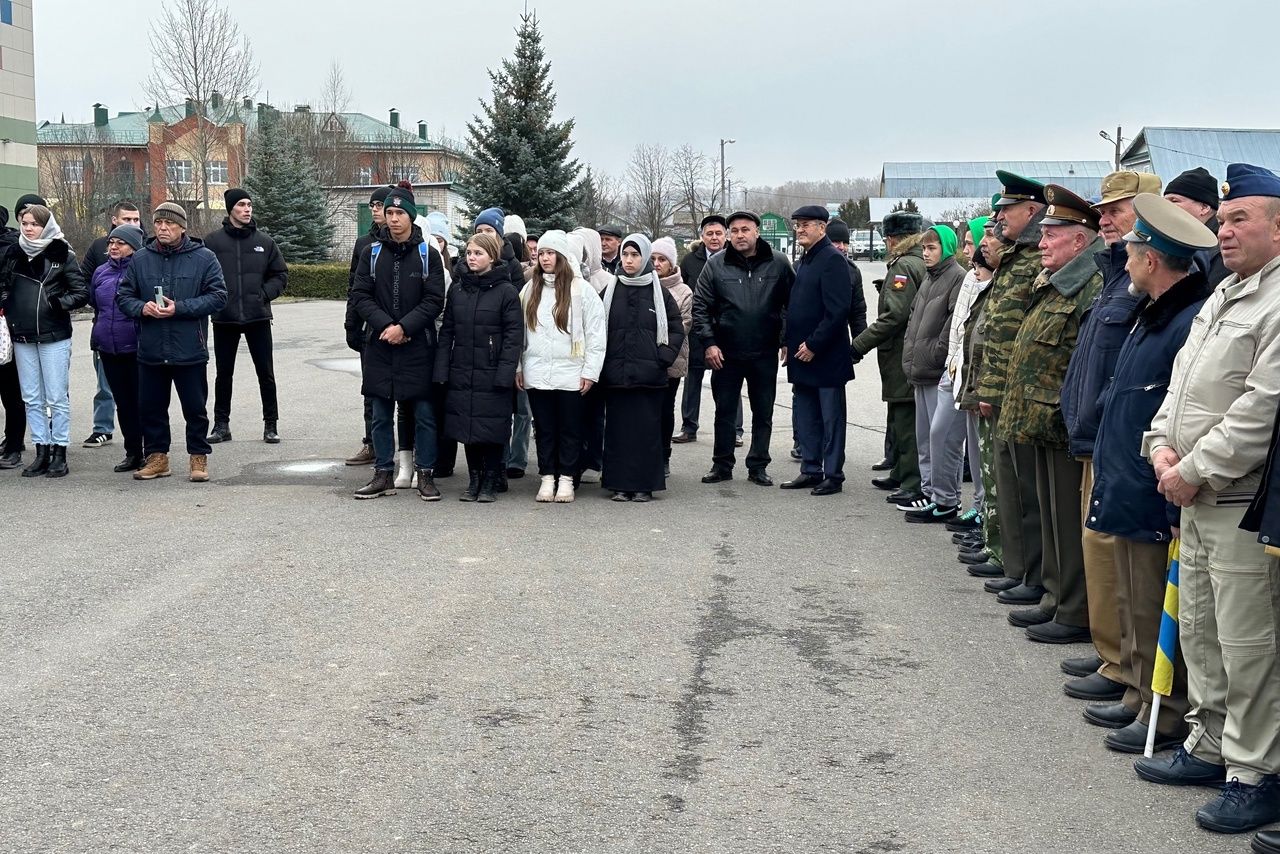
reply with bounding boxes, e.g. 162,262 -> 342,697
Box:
15,193 -> 46,216
1164,167 -> 1220,210
826,219 -> 852,243
369,185 -> 392,205
224,187 -> 251,210
384,182 -> 418,220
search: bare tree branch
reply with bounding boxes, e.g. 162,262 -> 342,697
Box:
624,143 -> 682,237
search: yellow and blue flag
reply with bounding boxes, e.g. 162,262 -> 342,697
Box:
1152,540 -> 1180,697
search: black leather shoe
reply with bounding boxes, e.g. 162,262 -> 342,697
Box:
1252,830 -> 1280,854
810,478 -> 843,496
1061,654 -> 1104,678
1083,702 -> 1139,730
966,562 -> 1003,578
747,469 -> 773,486
984,576 -> 1020,593
1064,671 -> 1126,701
114,453 -> 144,473
671,432 -> 696,444
208,422 -> 232,444
263,420 -> 281,444
701,468 -> 733,484
871,457 -> 893,471
1026,621 -> 1092,645
872,476 -> 901,491
1007,607 -> 1052,628
957,535 -> 985,550
958,549 -> 992,565
780,474 -> 823,490
1197,778 -> 1280,834
997,583 -> 1046,605
1135,747 -> 1226,787
952,531 -> 982,545
1104,719 -> 1187,755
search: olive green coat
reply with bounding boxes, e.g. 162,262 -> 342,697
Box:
996,235 -> 1106,448
853,233 -> 926,402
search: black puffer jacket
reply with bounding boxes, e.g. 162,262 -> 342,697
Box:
204,219 -> 288,324
692,238 -> 794,360
0,239 -> 89,344
345,226 -> 380,348
600,276 -> 686,389
433,264 -> 523,445
452,239 -> 524,290
350,227 -> 446,401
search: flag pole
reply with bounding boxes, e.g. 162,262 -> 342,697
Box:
1143,694 -> 1163,758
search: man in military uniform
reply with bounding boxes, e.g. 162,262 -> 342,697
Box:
1135,164 -> 1280,836
973,172 -> 1048,607
1060,171 -> 1161,705
853,210 -> 926,505
998,186 -> 1105,645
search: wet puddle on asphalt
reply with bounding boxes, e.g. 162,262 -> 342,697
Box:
217,458 -> 352,487
307,357 -> 361,377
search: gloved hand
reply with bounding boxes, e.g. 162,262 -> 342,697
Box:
346,329 -> 363,352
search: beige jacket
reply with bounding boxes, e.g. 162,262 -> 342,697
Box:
1143,254 -> 1280,504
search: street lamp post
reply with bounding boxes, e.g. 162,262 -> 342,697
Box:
720,138 -> 736,211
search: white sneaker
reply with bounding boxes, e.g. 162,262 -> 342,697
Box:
579,468 -> 601,484
393,450 -> 413,489
554,477 -> 575,503
536,474 -> 555,502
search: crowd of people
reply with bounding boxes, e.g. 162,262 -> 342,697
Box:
3,159 -> 1280,847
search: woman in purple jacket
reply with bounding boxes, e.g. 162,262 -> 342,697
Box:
89,225 -> 144,472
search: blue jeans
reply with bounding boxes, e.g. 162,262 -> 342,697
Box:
371,397 -> 435,472
92,350 -> 115,434
14,339 -> 72,446
505,388 -> 531,470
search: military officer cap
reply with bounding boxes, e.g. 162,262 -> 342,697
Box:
1094,171 -> 1163,207
1040,185 -> 1101,230
1122,193 -> 1218,258
1220,163 -> 1280,201
993,170 -> 1046,207
882,210 -> 924,237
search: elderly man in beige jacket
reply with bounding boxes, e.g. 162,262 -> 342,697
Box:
1134,163 -> 1280,836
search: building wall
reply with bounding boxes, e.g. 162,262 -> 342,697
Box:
0,1 -> 37,207
328,184 -> 467,261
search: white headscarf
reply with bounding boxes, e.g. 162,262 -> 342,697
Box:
19,214 -> 65,260
603,233 -> 668,347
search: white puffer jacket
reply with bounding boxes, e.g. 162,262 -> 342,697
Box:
518,275 -> 607,391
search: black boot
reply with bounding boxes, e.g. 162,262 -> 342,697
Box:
415,468 -> 441,501
477,470 -> 498,503
0,438 -> 23,469
263,420 -> 280,444
353,469 -> 396,499
45,445 -> 69,478
208,421 -> 232,444
21,444 -> 49,477
114,453 -> 144,473
459,469 -> 481,502
495,469 -> 509,493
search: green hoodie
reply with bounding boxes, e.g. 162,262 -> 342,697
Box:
930,224 -> 957,261
968,216 -> 990,250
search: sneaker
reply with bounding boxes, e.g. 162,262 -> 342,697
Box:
894,494 -> 931,511
133,452 -> 172,480
580,468 -> 601,484
905,503 -> 959,524
536,474 -> 556,502
554,477 -> 575,503
345,443 -> 374,466
1196,777 -> 1280,834
189,454 -> 209,482
945,508 -> 983,532
82,432 -> 112,448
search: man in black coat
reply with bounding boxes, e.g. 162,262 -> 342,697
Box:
693,210 -> 794,486
344,185 -> 391,465
204,188 -> 288,444
349,184 -> 446,501
780,206 -> 853,496
825,219 -> 869,344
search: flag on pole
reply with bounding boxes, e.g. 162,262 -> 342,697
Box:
1152,540 -> 1180,697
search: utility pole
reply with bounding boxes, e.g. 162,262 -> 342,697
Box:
719,138 -> 735,212
1099,126 -> 1124,169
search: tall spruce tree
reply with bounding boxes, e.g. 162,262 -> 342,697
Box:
244,112 -> 332,263
461,12 -> 582,233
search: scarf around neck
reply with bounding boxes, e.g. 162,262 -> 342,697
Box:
522,272 -> 587,358
20,217 -> 65,260
603,233 -> 669,346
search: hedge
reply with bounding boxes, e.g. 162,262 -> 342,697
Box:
286,264 -> 348,300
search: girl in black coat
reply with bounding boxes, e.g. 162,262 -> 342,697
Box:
600,234 -> 685,501
434,232 -> 523,502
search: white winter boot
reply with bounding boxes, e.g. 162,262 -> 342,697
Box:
394,450 -> 414,488
554,476 -> 575,503
536,474 -> 556,502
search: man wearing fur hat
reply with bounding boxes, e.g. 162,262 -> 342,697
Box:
204,188 -> 288,445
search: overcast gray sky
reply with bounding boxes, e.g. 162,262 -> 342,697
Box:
33,0 -> 1280,188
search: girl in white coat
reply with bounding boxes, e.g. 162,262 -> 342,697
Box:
516,230 -> 607,502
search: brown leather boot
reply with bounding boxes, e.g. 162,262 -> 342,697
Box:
189,454 -> 209,482
133,452 -> 171,480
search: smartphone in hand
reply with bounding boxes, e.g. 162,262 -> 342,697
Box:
153,286 -> 167,309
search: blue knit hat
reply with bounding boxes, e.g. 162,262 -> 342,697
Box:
474,207 -> 505,236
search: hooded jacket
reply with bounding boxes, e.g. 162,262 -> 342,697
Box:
1,238 -> 88,344
902,252 -> 965,386
452,237 -> 524,290
572,227 -> 615,294
786,236 -> 853,388
947,268 -> 993,400
692,237 -> 793,361
116,235 -> 228,366
88,254 -> 139,355
204,218 -> 288,325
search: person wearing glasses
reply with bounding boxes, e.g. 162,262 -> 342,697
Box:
344,185 -> 392,466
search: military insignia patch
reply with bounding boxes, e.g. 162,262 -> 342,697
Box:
892,274 -> 908,291
1222,181 -> 1230,197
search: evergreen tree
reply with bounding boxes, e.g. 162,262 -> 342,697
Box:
461,12 -> 582,233
244,112 -> 332,263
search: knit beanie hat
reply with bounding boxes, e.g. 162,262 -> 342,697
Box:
968,216 -> 990,250
224,187 -> 251,210
503,214 -> 527,241
651,236 -> 679,269
475,207 -> 505,236
826,219 -> 852,244
15,193 -> 46,216
108,224 -> 144,251
1164,167 -> 1220,210
536,229 -> 572,263
153,201 -> 188,228
369,186 -> 392,205
425,210 -> 450,239
928,224 -> 957,261
384,182 -> 418,220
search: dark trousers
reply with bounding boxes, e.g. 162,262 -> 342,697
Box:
212,320 -> 277,423
527,388 -> 585,477
431,383 -> 458,474
99,352 -> 142,456
397,401 -> 416,451
371,396 -> 435,472
0,358 -> 25,449
464,442 -> 504,474
138,361 -> 212,456
362,395 -> 373,444
662,377 -> 680,458
1035,444 -> 1089,627
580,383 -> 605,473
793,382 -> 846,482
711,356 -> 777,472
887,400 -> 919,492
993,420 -> 1044,585
681,362 -> 743,437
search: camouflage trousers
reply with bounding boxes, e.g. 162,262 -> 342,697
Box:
978,414 -> 1003,569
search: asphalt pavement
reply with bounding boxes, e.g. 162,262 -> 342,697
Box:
0,269 -> 1254,853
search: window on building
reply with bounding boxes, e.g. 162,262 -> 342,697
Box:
166,159 -> 193,185
357,165 -> 373,185
61,160 -> 84,184
206,161 -> 229,185
390,164 -> 419,184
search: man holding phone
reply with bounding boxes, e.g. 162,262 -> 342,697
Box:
116,202 -> 227,482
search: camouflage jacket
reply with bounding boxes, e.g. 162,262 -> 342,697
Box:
996,235 -> 1107,448
973,242 -> 1042,406
853,233 -> 925,403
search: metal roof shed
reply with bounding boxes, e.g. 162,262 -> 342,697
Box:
1120,126 -> 1280,182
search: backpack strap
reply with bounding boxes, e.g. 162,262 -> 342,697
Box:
369,241 -> 382,274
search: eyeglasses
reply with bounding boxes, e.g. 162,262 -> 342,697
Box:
791,221 -> 821,230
